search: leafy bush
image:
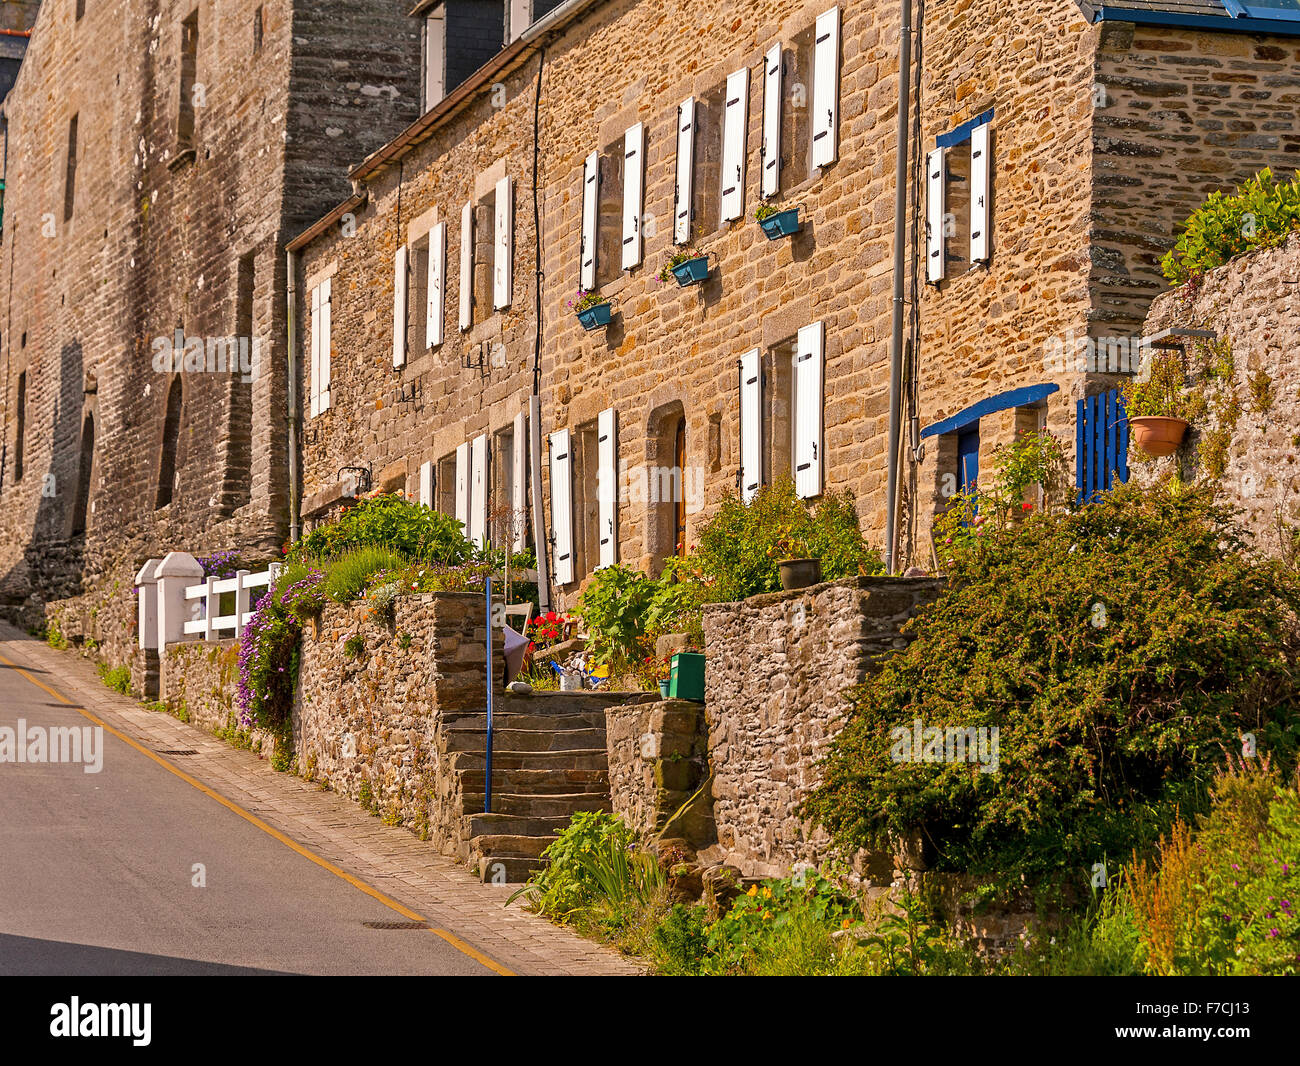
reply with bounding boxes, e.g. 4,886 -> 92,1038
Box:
97,662 -> 131,695
693,477 -> 883,602
288,492 -> 473,565
508,811 -> 645,919
806,482 -> 1300,882
1162,168 -> 1300,285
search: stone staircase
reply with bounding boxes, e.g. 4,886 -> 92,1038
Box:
442,691 -> 652,882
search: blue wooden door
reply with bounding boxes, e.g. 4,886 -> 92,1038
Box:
958,427 -> 979,496
1076,389 -> 1129,503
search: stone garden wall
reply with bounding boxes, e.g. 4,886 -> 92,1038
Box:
700,576 -> 945,879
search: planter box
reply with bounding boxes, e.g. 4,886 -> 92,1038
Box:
576,302 -> 612,330
670,256 -> 710,286
758,208 -> 801,240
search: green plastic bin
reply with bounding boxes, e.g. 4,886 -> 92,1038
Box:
668,652 -> 705,702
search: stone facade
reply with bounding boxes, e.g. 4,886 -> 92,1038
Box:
700,575 -> 943,878
293,0 -> 1300,612
1132,232 -> 1300,553
0,1 -> 421,643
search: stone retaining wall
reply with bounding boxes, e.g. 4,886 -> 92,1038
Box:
701,576 -> 944,879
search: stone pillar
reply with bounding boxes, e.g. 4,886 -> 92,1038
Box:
134,558 -> 162,650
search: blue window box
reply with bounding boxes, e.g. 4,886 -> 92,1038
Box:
758,208 -> 801,240
576,302 -> 612,330
671,255 -> 710,286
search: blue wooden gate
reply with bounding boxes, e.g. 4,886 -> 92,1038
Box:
1076,388 -> 1129,503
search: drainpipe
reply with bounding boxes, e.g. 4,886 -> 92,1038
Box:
286,247 -> 301,544
885,0 -> 913,575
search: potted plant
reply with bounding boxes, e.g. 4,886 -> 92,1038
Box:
769,525 -> 822,591
570,288 -> 612,331
1122,350 -> 1191,457
657,247 -> 710,287
755,202 -> 801,240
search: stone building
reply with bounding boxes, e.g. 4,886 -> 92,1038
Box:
289,0 -> 1300,611
0,0 -> 423,643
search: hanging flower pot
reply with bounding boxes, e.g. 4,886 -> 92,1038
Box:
756,204 -> 801,240
658,248 -> 710,287
569,288 -> 613,331
1128,416 -> 1188,457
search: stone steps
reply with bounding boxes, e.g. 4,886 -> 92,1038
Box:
444,726 -> 608,753
458,766 -> 609,795
463,811 -> 576,838
449,748 -> 608,772
460,791 -> 611,818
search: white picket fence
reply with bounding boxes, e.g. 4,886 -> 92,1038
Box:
136,552 -> 281,652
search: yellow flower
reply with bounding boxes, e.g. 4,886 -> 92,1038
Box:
747,885 -> 758,897
763,886 -> 773,899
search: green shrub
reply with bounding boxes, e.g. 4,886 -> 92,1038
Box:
806,482 -> 1300,883
1162,168 -> 1300,285
508,811 -> 644,919
96,662 -> 131,695
289,492 -> 473,565
575,565 -> 662,672
320,547 -> 412,604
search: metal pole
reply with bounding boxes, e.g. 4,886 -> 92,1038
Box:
484,575 -> 494,814
886,0 -> 913,574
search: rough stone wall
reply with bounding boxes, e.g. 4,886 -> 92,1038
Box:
0,0 -> 420,646
1133,232 -> 1300,554
701,575 -> 944,878
606,697 -> 711,842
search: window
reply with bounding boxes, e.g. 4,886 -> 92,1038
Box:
253,6 -> 264,52
647,401 -> 687,566
177,11 -> 199,150
64,115 -> 78,222
309,277 -> 331,417
225,252 -> 255,511
156,376 -> 183,509
493,412 -> 530,552
14,371 -> 25,483
927,112 -> 993,283
407,232 -> 429,357
595,137 -> 625,288
459,178 -> 512,326
578,127 -> 642,286
436,451 -> 457,516
508,0 -> 564,41
393,243 -> 410,366
738,322 -> 825,503
422,1 -> 507,112
71,414 -> 94,536
547,412 -> 618,586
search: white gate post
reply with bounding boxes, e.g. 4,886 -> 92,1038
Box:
135,558 -> 163,650
234,569 -> 251,638
156,552 -> 205,648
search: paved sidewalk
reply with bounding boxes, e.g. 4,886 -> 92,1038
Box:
0,624 -> 642,977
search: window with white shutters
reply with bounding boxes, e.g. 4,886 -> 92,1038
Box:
929,112 -> 995,282
926,147 -> 946,284
392,245 -> 408,368
494,175 -> 513,309
549,428 -> 574,585
427,220 -> 446,348
811,6 -> 841,169
793,321 -> 824,499
720,67 -> 749,224
674,97 -> 695,245
455,440 -> 470,531
459,200 -> 474,331
309,283 -> 320,418
580,151 -> 598,291
419,460 -> 433,508
511,410 -> 528,553
318,278 -> 330,413
622,123 -> 644,270
970,122 -> 992,264
597,407 -> 617,568
309,278 -> 331,418
738,348 -> 762,503
761,44 -> 782,200
470,433 -> 488,548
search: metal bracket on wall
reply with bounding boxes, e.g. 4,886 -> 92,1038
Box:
338,464 -> 372,499
395,379 -> 422,407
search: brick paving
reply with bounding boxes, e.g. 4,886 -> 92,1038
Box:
0,624 -> 642,977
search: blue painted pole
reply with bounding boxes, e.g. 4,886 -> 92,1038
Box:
485,575 -> 493,815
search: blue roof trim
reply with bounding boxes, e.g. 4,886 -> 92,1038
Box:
1091,6 -> 1300,32
921,384 -> 1060,440
936,108 -> 995,149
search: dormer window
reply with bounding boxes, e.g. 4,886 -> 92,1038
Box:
420,1 -> 507,113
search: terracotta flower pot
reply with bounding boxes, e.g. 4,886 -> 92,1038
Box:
1128,416 -> 1188,458
778,558 -> 822,591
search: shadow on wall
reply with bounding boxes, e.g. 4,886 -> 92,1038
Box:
0,339 -> 87,611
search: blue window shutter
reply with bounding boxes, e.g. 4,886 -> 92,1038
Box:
958,427 -> 979,495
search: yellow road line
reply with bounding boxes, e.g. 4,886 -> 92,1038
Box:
0,648 -> 516,977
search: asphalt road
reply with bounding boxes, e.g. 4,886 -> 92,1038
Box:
0,659 -> 491,976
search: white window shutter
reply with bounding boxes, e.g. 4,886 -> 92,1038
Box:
419,460 -> 433,508
494,175 -> 513,309
308,283 -> 320,419
674,97 -> 695,246
761,44 -> 782,200
459,200 -> 474,331
621,123 -> 644,270
511,409 -> 527,553
427,221 -> 445,347
597,407 -> 617,568
392,245 -> 408,368
455,440 -> 470,531
794,321 -> 824,500
720,67 -> 749,224
319,277 -> 331,413
739,348 -> 762,503
580,151 -> 598,290
508,0 -> 530,42
469,432 -> 488,548
926,147 -> 946,284
549,428 -> 574,585
812,6 -> 841,169
970,123 -> 992,264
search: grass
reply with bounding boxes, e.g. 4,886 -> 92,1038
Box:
96,662 -> 131,695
